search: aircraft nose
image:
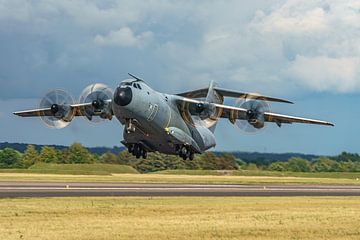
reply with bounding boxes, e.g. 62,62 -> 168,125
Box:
114,87 -> 132,106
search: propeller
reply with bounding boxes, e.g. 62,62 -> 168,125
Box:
180,92 -> 222,128
78,83 -> 113,123
38,89 -> 75,129
234,98 -> 270,134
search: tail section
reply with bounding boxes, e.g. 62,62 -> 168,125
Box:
205,81 -> 224,133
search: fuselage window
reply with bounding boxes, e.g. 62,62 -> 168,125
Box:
137,84 -> 142,90
133,83 -> 138,89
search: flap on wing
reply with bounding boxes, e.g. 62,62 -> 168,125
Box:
213,87 -> 293,104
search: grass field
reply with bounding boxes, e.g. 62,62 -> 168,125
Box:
0,172 -> 359,185
0,163 -> 138,175
0,197 -> 359,240
157,169 -> 360,179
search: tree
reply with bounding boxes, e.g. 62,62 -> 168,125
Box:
101,151 -> 119,164
334,152 -> 360,163
245,163 -> 259,171
196,152 -> 218,170
67,143 -> 91,164
20,145 -> 38,168
312,157 -> 337,172
287,157 -> 311,172
216,153 -> 238,170
39,146 -> 59,163
268,161 -> 288,172
0,148 -> 22,168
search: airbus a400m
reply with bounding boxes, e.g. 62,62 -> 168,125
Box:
14,74 -> 334,160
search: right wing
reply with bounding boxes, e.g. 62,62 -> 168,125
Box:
13,108 -> 55,117
13,101 -> 113,119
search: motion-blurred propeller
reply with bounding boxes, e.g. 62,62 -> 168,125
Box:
38,89 -> 75,129
234,97 -> 270,134
79,83 -> 113,123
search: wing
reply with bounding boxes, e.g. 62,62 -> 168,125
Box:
176,87 -> 293,104
13,101 -> 113,118
176,96 -> 334,127
13,108 -> 55,117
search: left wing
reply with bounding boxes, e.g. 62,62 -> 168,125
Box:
176,96 -> 334,127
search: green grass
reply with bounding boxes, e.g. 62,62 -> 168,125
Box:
156,169 -> 360,179
0,163 -> 138,175
0,197 -> 359,240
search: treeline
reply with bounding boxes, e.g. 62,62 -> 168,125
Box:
1,143 -> 360,173
0,143 -> 238,173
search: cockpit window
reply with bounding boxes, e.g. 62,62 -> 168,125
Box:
137,84 -> 142,89
121,82 -> 132,87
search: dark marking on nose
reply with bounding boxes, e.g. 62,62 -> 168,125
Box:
114,87 -> 132,106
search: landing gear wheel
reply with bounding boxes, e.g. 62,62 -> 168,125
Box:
189,152 -> 194,161
136,148 -> 142,159
128,144 -> 134,154
142,151 -> 147,159
181,146 -> 188,156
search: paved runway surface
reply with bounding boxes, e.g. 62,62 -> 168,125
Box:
0,182 -> 360,198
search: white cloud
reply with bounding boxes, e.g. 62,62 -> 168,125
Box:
288,55 -> 360,92
156,0 -> 360,94
252,1 -> 329,34
94,27 -> 153,48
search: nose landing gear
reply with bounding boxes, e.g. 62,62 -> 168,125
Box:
128,143 -> 147,159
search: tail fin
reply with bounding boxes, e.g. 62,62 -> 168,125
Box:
205,81 -> 224,133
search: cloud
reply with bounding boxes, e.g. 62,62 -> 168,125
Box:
156,0 -> 360,94
94,27 -> 153,47
0,0 -> 360,100
287,55 -> 360,92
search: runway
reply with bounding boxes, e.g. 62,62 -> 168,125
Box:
0,182 -> 360,198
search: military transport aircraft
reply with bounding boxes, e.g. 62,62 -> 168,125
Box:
14,74 -> 334,160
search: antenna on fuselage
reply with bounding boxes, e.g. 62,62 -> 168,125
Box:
128,73 -> 144,81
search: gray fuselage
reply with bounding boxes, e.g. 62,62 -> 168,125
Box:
112,79 -> 216,155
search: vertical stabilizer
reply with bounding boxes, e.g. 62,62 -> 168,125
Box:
205,81 -> 223,133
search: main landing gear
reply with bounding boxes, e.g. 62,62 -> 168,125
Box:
128,144 -> 147,159
176,145 -> 194,161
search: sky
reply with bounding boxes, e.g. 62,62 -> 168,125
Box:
0,0 -> 359,155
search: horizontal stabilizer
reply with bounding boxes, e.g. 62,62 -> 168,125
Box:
213,87 -> 293,104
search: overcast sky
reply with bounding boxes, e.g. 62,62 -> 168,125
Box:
0,0 -> 359,155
